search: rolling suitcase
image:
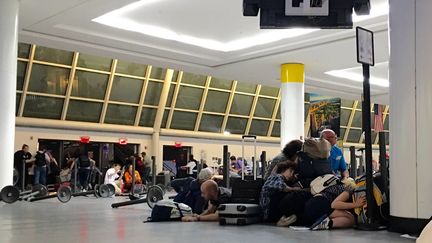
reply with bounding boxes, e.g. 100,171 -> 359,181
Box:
231,135 -> 263,204
218,203 -> 262,226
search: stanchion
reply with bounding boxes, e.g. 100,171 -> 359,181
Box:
260,151 -> 266,177
222,145 -> 229,188
349,146 -> 357,179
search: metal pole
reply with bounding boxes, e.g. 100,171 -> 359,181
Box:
131,156 -> 136,195
260,151 -> 266,177
151,156 -> 156,186
22,158 -> 25,191
74,158 -> 78,193
378,132 -> 388,196
349,146 -> 357,179
222,145 -> 229,188
361,64 -> 375,223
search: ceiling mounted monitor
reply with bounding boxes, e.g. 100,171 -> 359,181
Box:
243,0 -> 371,29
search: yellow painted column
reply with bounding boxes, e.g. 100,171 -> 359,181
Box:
280,63 -> 305,148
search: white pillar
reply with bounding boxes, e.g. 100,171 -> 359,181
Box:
389,0 -> 432,232
152,69 -> 173,173
280,63 -> 305,148
0,0 -> 19,189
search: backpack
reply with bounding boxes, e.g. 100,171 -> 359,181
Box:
352,175 -> 389,224
78,155 -> 91,168
146,200 -> 193,222
310,174 -> 341,195
296,152 -> 333,188
35,152 -> 47,166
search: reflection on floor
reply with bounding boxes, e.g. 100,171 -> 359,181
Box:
0,196 -> 413,243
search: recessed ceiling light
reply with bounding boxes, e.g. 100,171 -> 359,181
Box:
93,1 -> 389,52
325,69 -> 389,87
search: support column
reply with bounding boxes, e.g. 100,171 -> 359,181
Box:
0,0 -> 19,189
280,63 -> 305,148
152,69 -> 173,173
389,0 -> 432,234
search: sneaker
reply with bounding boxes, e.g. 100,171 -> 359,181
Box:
310,216 -> 331,231
276,214 -> 297,227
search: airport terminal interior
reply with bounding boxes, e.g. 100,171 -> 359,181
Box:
1,0 -> 432,242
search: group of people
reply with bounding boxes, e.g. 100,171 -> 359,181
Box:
14,144 -> 61,188
172,129 -> 368,231
104,152 -> 153,195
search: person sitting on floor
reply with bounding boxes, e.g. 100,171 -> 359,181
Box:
172,168 -> 214,214
104,162 -> 123,195
123,165 -> 142,192
303,178 -> 355,228
264,139 -> 303,180
260,161 -> 304,226
309,180 -> 366,230
181,180 -> 231,222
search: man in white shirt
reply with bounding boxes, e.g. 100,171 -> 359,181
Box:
104,163 -> 122,195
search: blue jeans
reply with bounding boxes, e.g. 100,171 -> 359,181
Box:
34,166 -> 47,185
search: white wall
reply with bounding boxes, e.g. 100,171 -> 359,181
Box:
15,126 -> 153,156
14,126 -> 282,172
159,136 -> 281,167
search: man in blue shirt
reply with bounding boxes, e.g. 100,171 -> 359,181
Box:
321,129 -> 348,178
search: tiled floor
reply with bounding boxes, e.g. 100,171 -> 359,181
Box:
0,196 -> 414,243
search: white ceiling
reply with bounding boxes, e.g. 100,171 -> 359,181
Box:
18,0 -> 390,104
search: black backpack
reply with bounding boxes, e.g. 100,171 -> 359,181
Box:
296,152 -> 333,188
78,155 -> 91,168
35,152 -> 47,166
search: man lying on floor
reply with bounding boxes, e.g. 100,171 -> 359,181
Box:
181,180 -> 231,222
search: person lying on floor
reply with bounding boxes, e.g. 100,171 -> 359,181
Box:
181,180 -> 231,222
260,161 -> 308,227
172,168 -> 214,214
309,180 -> 366,230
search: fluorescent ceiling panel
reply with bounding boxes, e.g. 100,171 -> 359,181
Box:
325,62 -> 389,87
93,1 -> 388,52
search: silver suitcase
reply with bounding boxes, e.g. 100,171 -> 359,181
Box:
218,203 -> 262,225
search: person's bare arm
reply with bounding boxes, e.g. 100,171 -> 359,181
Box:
331,191 -> 366,210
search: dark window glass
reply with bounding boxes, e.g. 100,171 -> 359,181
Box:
230,94 -> 253,116
175,86 -> 203,110
28,64 -> 69,95
104,104 -> 137,125
18,43 -> 31,58
272,121 -> 280,137
110,76 -> 143,103
139,108 -> 157,127
17,61 -> 27,90
144,81 -> 163,106
260,86 -> 279,97
34,46 -> 73,65
254,97 -> 275,118
77,53 -> 112,71
66,100 -> 102,123
236,82 -> 256,93
249,120 -> 270,136
225,117 -> 248,134
181,72 -> 206,86
210,77 -> 232,90
150,67 -> 165,80
72,71 -> 108,100
116,60 -> 147,77
199,114 -> 223,133
170,111 -> 197,130
23,95 -> 63,119
204,91 -> 229,113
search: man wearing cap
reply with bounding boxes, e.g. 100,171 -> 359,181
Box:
321,129 -> 349,179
